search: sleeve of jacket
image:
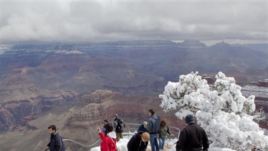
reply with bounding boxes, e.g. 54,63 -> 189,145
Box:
113,119 -> 117,128
167,126 -> 171,135
140,142 -> 148,151
147,119 -> 153,133
55,134 -> 63,151
202,129 -> 209,150
127,134 -> 138,151
176,130 -> 186,151
99,132 -> 110,151
99,132 -> 106,140
108,138 -> 116,151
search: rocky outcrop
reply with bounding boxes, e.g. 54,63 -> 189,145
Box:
66,90 -> 183,131
0,107 -> 14,131
0,91 -> 78,132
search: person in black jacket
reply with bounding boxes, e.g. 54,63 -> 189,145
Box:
137,121 -> 148,133
113,114 -> 125,141
127,132 -> 150,151
176,114 -> 209,151
47,125 -> 65,151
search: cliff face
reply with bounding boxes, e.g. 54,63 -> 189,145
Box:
63,90 -> 183,146
0,91 -> 78,132
0,89 -> 266,151
0,107 -> 13,131
0,90 -> 182,151
0,88 -> 177,133
68,90 -> 182,126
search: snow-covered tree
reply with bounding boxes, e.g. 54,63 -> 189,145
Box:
159,72 -> 268,151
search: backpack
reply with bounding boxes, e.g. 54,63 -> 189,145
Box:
115,119 -> 124,133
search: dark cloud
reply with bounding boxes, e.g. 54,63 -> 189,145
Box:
0,0 -> 267,43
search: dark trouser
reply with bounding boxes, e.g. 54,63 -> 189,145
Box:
192,148 -> 202,151
188,148 -> 202,151
150,134 -> 159,151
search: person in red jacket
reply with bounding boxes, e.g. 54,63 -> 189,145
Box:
98,123 -> 117,151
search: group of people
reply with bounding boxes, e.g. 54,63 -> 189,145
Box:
127,109 -> 171,151
98,109 -> 209,151
46,109 -> 210,151
98,114 -> 126,151
97,109 -> 171,151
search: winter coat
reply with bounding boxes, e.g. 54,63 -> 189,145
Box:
159,126 -> 170,138
114,117 -> 125,133
99,132 -> 117,151
137,124 -> 148,133
127,133 -> 148,151
147,115 -> 160,134
176,124 -> 209,151
47,133 -> 65,151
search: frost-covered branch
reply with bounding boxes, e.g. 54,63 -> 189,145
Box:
159,72 -> 268,151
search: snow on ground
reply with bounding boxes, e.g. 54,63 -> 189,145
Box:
242,85 -> 268,98
54,50 -> 83,54
90,135 -> 130,151
90,134 -> 242,151
90,134 -> 178,151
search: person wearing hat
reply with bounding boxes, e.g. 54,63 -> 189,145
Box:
137,121 -> 149,133
127,132 -> 150,151
176,114 -> 209,151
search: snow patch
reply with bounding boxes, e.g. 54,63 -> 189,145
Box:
54,50 -> 83,54
0,44 -> 11,55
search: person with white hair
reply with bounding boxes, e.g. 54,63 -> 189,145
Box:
127,132 -> 150,151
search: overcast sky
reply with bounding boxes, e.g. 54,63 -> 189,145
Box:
0,0 -> 267,43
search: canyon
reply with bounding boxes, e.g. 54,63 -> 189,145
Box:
0,40 -> 267,150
